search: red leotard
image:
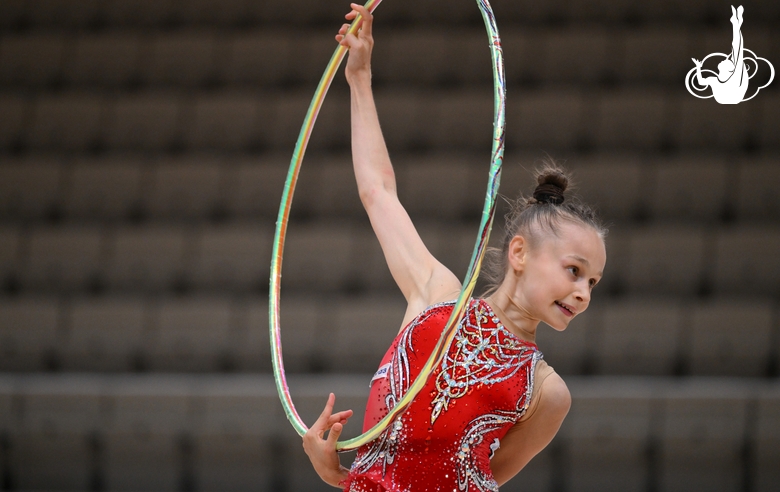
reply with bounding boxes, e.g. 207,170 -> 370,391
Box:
342,299 -> 542,492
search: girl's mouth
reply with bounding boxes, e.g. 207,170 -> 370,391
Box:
555,300 -> 574,317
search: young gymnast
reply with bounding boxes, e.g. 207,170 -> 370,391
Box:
303,4 -> 607,490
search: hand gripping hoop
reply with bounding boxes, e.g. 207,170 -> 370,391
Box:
269,0 -> 506,451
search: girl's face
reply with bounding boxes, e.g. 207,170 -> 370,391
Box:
514,222 -> 606,332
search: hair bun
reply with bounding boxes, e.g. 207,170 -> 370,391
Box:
533,169 -> 568,205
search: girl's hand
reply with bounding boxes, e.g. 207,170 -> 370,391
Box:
335,3 -> 374,84
302,393 -> 354,487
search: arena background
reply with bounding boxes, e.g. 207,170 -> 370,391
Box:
0,0 -> 778,490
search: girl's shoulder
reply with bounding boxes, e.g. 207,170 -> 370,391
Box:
519,360 -> 570,423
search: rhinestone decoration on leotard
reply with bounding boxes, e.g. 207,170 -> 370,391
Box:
431,302 -> 538,424
454,350 -> 541,492
351,304 -> 450,476
345,300 -> 543,492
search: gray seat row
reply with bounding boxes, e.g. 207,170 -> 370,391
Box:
1,151 -> 779,224
1,90 -> 777,153
0,294 -> 777,376
1,221 -> 780,296
0,374 -> 777,491
1,0 -> 777,29
2,26 -> 777,88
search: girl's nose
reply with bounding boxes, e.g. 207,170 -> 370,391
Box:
575,282 -> 591,304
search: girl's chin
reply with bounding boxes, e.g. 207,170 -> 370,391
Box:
544,319 -> 568,332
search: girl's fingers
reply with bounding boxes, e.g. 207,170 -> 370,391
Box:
328,409 -> 353,426
350,4 -> 373,37
327,422 -> 344,446
313,393 -> 336,429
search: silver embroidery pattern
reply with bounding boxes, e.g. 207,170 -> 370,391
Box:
455,350 -> 542,492
351,303 -> 452,477
350,300 -> 542,492
431,300 -> 537,424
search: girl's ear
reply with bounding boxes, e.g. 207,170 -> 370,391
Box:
507,235 -> 527,273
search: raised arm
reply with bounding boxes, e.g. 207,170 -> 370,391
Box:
337,4 -> 460,323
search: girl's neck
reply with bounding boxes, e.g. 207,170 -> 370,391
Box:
484,289 -> 538,343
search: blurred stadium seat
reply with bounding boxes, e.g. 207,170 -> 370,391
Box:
647,154 -> 729,222
688,301 -> 774,376
540,28 -> 610,85
673,95 -> 753,151
145,157 -> 225,219
508,89 -> 585,150
597,301 -> 682,375
233,297 -> 320,373
0,95 -> 26,151
659,381 -> 748,492
147,297 -> 233,371
184,93 -> 260,150
281,222 -> 358,292
572,154 -> 644,222
736,155 -> 780,221
592,90 -> 667,150
65,33 -> 142,87
621,28 -> 692,84
27,94 -> 105,151
63,157 -> 145,220
62,297 -> 147,372
755,385 -> 780,492
192,377 -> 279,491
625,225 -> 706,296
23,225 -> 104,292
222,155 -> 288,218
714,226 -> 780,296
103,376 -> 192,491
190,223 -> 272,292
535,309 -> 600,376
0,298 -> 60,371
105,93 -> 182,150
105,226 -> 189,292
10,376 -> 102,490
0,226 -> 20,287
0,33 -> 65,88
331,296 -> 405,371
563,379 -> 654,492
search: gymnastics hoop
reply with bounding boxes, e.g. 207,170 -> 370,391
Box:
269,0 -> 506,452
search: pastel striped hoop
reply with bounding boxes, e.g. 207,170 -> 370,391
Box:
269,0 -> 506,451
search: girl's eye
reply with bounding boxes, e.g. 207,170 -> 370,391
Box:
567,266 -> 578,276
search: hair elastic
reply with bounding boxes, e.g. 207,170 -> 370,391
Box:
533,184 -> 565,205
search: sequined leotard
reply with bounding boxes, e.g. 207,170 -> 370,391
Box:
343,299 -> 543,492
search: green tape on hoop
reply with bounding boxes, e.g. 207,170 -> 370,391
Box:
269,0 -> 506,451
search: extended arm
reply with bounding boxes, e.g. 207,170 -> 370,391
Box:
338,4 -> 461,325
489,373 -> 571,485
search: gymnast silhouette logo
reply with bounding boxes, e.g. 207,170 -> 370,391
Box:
685,5 -> 774,104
